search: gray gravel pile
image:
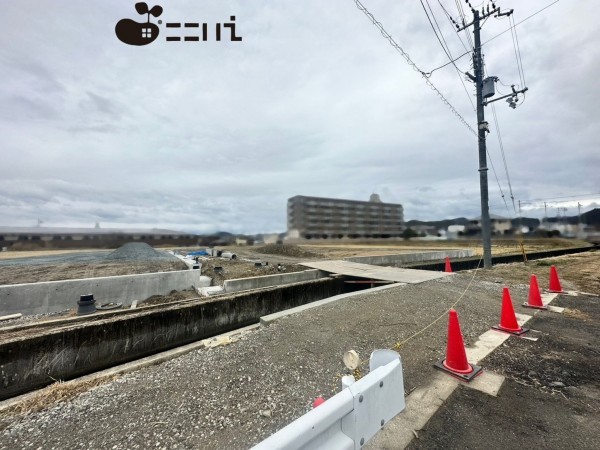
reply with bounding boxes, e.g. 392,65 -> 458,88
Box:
105,243 -> 176,261
0,273 -> 522,449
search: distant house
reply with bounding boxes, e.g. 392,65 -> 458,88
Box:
467,214 -> 512,235
446,224 -> 466,240
263,233 -> 281,244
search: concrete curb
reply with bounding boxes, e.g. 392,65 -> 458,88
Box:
259,283 -> 405,326
223,270 -> 327,293
0,271 -> 211,316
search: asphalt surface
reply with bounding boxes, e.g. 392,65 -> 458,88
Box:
407,293 -> 600,450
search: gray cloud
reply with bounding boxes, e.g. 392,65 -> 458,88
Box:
0,0 -> 598,233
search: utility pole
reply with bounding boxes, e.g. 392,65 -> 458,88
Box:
458,2 -> 527,269
473,9 -> 492,268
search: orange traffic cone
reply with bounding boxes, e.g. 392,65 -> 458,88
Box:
549,265 -> 564,293
523,275 -> 547,309
444,257 -> 453,273
493,287 -> 529,335
434,309 -> 482,381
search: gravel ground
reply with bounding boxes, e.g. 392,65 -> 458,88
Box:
0,252 -> 596,449
0,272 -> 524,449
0,243 -> 186,285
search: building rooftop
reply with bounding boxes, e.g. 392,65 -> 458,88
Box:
288,194 -> 402,207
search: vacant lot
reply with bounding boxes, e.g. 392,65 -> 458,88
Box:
0,251 -> 597,449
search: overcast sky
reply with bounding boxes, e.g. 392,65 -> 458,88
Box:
1,0 -> 598,234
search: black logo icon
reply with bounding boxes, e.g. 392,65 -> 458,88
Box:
115,2 -> 163,46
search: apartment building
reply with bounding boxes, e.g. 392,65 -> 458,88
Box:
287,194 -> 404,239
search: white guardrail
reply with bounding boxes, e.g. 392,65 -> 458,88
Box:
252,350 -> 405,450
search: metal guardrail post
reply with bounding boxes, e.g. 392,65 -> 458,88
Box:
252,350 -> 405,450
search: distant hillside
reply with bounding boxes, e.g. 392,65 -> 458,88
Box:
544,208 -> 600,226
406,210 -> 600,230
405,217 -> 470,229
511,217 -> 540,229
582,208 -> 600,225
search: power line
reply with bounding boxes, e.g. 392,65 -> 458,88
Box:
425,0 -> 559,77
455,0 -> 475,49
352,0 -> 477,136
486,146 -> 511,214
425,51 -> 471,76
482,59 -> 517,214
490,102 -> 516,213
509,14 -> 525,88
489,193 -> 600,209
482,0 -> 560,47
420,0 -> 476,111
437,0 -> 471,54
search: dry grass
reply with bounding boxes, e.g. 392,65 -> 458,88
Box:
564,308 -> 592,321
0,374 -> 117,426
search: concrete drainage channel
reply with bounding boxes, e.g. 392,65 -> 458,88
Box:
0,274 -> 383,401
404,245 -> 596,272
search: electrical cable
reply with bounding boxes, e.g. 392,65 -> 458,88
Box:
420,0 -> 475,111
353,0 -> 477,136
509,14 -> 525,89
491,102 -> 517,214
456,0 -> 475,49
482,0 -> 560,47
482,60 -> 517,214
489,193 -> 600,209
426,51 -> 471,76
426,0 -> 558,76
437,0 -> 471,54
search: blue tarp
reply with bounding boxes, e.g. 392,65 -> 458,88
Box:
187,250 -> 209,256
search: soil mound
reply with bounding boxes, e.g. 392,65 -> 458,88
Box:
255,244 -> 317,258
106,242 -> 171,261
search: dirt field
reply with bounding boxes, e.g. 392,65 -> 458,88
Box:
474,251 -> 600,294
0,238 -> 588,286
293,237 -> 589,258
0,260 -> 188,286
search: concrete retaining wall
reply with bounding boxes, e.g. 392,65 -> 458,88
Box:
223,269 -> 327,293
0,276 -> 345,400
0,271 -> 211,316
345,250 -> 474,266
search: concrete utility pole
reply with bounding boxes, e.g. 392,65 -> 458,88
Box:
473,10 -> 493,268
459,4 -> 527,269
